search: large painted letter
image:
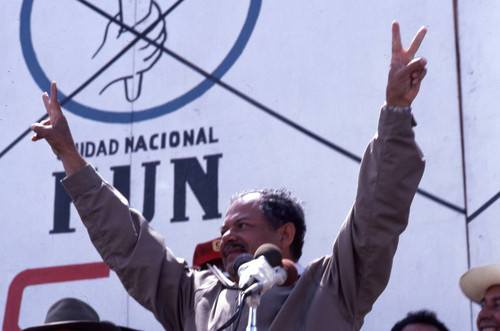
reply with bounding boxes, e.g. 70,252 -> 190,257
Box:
171,154 -> 223,222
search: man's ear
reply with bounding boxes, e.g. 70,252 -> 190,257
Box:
278,222 -> 296,255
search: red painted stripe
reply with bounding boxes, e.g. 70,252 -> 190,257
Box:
3,262 -> 110,331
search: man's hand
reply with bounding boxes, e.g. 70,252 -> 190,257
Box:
386,21 -> 427,107
31,81 -> 86,176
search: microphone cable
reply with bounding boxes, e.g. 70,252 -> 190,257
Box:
215,289 -> 246,331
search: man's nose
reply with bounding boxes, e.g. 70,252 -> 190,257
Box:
478,305 -> 494,320
221,227 -> 236,245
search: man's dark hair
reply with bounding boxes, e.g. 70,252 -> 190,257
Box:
391,310 -> 449,331
231,188 -> 306,261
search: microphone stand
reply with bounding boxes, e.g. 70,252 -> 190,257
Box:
243,281 -> 264,331
245,292 -> 261,331
247,305 -> 257,331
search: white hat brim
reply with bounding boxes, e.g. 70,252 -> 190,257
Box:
460,263 -> 500,303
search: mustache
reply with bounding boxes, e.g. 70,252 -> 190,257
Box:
222,242 -> 246,257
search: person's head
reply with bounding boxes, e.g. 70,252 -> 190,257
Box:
22,297 -> 134,331
460,263 -> 500,330
391,310 -> 449,331
219,188 -> 306,279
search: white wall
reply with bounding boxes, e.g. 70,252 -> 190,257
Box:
1,1 -> 498,330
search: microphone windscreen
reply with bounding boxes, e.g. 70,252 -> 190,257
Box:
254,243 -> 282,267
233,253 -> 253,275
281,259 -> 298,287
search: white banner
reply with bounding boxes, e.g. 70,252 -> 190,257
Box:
1,1 -> 498,330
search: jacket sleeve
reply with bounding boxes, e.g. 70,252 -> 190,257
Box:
62,165 -> 194,330
329,107 -> 425,323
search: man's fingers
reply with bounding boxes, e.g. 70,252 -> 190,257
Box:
30,122 -> 49,141
31,120 -> 51,131
406,57 -> 427,74
419,68 -> 427,80
411,68 -> 427,85
407,26 -> 427,58
391,21 -> 403,54
43,81 -> 63,120
31,132 -> 46,141
42,92 -> 50,112
51,81 -> 59,105
42,91 -> 57,120
49,81 -> 63,117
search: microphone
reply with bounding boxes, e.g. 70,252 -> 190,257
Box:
238,243 -> 298,296
233,253 -> 253,276
254,243 -> 298,286
280,259 -> 299,287
244,258 -> 298,296
254,243 -> 282,267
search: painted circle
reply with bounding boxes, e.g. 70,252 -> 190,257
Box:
20,0 -> 261,123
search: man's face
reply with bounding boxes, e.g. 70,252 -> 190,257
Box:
477,285 -> 500,331
401,324 -> 440,331
219,192 -> 282,280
